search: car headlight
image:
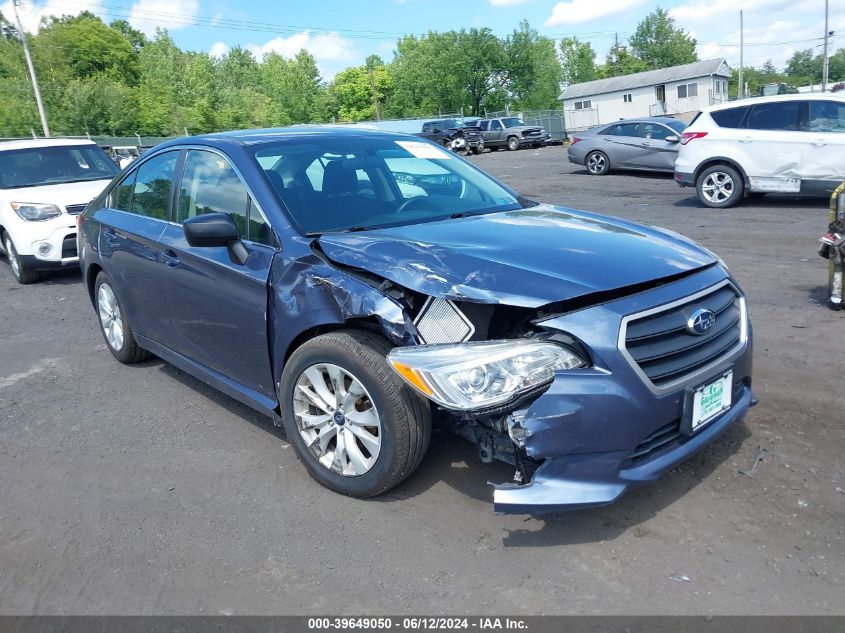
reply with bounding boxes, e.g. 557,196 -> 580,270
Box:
387,340 -> 586,411
11,202 -> 62,222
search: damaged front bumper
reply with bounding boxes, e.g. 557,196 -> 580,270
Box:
491,266 -> 755,514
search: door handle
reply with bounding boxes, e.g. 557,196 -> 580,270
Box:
812,139 -> 828,146
642,141 -> 652,146
159,250 -> 181,268
738,137 -> 753,143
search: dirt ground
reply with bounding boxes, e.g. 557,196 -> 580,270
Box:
0,145 -> 842,615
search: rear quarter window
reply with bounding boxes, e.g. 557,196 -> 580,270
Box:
710,106 -> 749,128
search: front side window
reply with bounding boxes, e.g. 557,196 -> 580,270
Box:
252,136 -> 527,235
129,152 -> 178,220
490,120 -> 503,130
747,101 -> 801,131
479,120 -> 490,131
808,101 -> 845,133
0,144 -> 118,190
178,150 -> 248,233
638,123 -> 674,140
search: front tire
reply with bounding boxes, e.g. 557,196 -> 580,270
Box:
507,136 -> 520,151
280,330 -> 431,498
3,233 -> 39,284
697,164 -> 744,208
585,151 -> 610,175
94,272 -> 150,364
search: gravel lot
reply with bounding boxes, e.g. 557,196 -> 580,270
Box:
0,145 -> 843,615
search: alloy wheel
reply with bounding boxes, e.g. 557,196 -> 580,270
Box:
701,171 -> 735,204
587,153 -> 606,174
293,363 -> 382,477
5,236 -> 20,278
97,283 -> 125,351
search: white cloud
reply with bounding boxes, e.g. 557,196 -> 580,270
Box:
544,0 -> 645,26
238,30 -> 359,79
489,0 -> 532,6
671,0 -> 844,69
0,0 -> 105,32
128,0 -> 199,36
209,41 -> 229,59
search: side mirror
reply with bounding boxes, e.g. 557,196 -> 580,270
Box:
183,212 -> 249,265
665,135 -> 680,143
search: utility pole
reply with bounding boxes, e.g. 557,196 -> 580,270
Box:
368,66 -> 381,121
738,10 -> 744,100
12,0 -> 49,137
822,0 -> 830,91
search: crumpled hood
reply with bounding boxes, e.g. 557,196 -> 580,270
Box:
318,205 -> 716,307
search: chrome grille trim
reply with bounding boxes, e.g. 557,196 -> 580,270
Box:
617,279 -> 749,395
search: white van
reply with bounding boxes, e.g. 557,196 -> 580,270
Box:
674,93 -> 845,208
0,139 -> 118,283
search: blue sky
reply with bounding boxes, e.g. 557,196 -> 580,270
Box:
4,0 -> 841,79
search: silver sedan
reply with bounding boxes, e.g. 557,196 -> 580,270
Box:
567,117 -> 688,176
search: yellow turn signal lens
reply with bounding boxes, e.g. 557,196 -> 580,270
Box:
388,360 -> 434,397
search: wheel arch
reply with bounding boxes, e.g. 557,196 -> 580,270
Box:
85,263 -> 103,306
693,157 -> 750,187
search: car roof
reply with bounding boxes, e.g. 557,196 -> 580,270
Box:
156,125 -> 424,150
704,92 -> 845,112
0,137 -> 98,152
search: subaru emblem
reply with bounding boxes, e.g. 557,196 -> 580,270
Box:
687,308 -> 716,335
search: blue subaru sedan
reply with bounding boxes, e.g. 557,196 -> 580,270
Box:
78,127 -> 754,514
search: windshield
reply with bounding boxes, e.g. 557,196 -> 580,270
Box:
0,145 -> 118,189
253,135 -> 528,234
501,118 -> 528,128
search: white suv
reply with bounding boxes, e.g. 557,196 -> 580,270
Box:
0,139 -> 118,283
675,93 -> 845,208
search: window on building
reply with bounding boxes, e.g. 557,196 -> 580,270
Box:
573,100 -> 592,110
677,83 -> 699,99
623,93 -> 632,103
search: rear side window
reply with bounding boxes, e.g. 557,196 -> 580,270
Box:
808,101 -> 845,133
129,152 -> 178,220
711,107 -> 749,128
604,123 -> 639,137
747,102 -> 801,131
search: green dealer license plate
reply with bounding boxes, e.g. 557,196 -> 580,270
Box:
690,371 -> 733,432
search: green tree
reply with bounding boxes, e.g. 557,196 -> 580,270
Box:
601,42 -> 648,77
506,21 -> 562,109
110,19 -> 147,52
785,49 -> 821,84
559,36 -> 597,85
629,8 -> 697,70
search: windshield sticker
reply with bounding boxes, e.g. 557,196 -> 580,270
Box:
395,141 -> 452,160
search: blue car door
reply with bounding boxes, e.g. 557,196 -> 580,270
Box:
156,148 -> 277,400
96,150 -> 181,346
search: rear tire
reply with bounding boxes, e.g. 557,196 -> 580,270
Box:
3,233 -> 39,284
279,330 -> 431,498
94,271 -> 150,364
585,151 -> 610,176
696,164 -> 744,208
507,136 -> 520,151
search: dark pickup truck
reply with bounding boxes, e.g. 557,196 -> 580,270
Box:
417,119 -> 484,154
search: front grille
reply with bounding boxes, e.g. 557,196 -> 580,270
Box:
623,283 -> 743,389
65,204 -> 86,215
62,234 -> 78,258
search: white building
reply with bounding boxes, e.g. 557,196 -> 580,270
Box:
561,59 -> 732,131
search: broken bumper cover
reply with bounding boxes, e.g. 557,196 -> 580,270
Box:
494,385 -> 754,514
492,265 -> 754,514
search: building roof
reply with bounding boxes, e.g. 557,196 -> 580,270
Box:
561,59 -> 730,101
0,137 -> 98,151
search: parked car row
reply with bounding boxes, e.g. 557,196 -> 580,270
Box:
569,93 -> 845,208
419,117 -> 551,153
1,124 -> 755,516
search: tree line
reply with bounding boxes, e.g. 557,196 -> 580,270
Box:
0,8 -> 842,138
